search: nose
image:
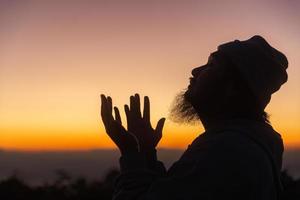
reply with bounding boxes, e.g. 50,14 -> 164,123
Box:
191,66 -> 205,77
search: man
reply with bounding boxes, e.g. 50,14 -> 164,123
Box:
101,35 -> 288,200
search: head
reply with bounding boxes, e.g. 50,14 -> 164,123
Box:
170,51 -> 269,125
170,36 -> 288,127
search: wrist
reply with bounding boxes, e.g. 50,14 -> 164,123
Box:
119,151 -> 147,172
143,148 -> 158,169
120,147 -> 139,156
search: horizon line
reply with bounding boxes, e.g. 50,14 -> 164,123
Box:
1,147 -> 300,153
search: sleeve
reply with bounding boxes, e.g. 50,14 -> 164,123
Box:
113,151 -> 167,200
114,151 -> 205,200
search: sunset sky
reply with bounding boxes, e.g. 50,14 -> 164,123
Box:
0,0 -> 299,151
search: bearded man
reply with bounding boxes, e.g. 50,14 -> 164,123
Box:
101,35 -> 288,200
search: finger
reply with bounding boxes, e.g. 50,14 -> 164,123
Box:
130,95 -> 135,112
101,95 -> 113,133
155,118 -> 166,140
101,95 -> 114,126
106,96 -> 114,122
124,104 -> 130,129
101,94 -> 109,124
114,106 -> 122,124
107,96 -> 113,114
134,93 -> 141,118
143,96 -> 150,122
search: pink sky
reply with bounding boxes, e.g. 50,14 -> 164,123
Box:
0,0 -> 299,150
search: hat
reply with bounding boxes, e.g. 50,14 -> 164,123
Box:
217,35 -> 288,109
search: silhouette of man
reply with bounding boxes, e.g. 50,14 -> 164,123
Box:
101,35 -> 288,200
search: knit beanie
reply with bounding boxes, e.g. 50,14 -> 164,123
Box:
218,35 -> 288,109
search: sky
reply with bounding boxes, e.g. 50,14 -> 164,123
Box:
0,0 -> 299,151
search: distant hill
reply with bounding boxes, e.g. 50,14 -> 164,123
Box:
282,149 -> 300,179
0,148 -> 299,185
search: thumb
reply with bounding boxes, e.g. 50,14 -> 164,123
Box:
155,118 -> 166,140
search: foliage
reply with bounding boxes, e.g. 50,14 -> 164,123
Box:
0,169 -> 119,200
0,169 -> 299,200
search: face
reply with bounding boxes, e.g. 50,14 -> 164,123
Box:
169,51 -> 235,124
184,52 -> 233,116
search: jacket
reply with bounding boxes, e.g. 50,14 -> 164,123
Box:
113,119 -> 284,200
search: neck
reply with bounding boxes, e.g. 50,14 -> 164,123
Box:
199,116 -> 227,131
198,113 -> 264,131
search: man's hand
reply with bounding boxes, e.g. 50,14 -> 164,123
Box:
125,94 -> 165,152
101,94 -> 139,154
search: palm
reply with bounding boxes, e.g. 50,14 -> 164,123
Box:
101,95 -> 138,154
125,94 -> 165,152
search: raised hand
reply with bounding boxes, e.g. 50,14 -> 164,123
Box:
101,94 -> 139,154
125,94 -> 165,152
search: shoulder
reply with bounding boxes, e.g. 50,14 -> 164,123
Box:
168,130 -> 275,198
190,130 -> 269,160
184,130 -> 273,179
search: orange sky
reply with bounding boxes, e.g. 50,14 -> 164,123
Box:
0,0 -> 299,151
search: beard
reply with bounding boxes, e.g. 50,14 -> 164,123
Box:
168,89 -> 200,125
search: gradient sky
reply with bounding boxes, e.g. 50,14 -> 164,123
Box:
0,0 -> 299,151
